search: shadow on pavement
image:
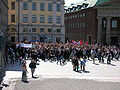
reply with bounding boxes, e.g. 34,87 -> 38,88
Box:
22,80 -> 29,83
0,82 -> 9,90
2,83 -> 9,87
110,64 -> 116,66
83,70 -> 90,73
0,87 -> 3,90
32,76 -> 39,79
94,63 -> 99,65
75,70 -> 90,73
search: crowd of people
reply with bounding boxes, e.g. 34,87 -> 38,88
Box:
5,41 -> 120,81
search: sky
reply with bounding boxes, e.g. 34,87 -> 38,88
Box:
65,0 -> 83,6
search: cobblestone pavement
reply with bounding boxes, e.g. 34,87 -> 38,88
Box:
14,78 -> 120,90
1,58 -> 120,90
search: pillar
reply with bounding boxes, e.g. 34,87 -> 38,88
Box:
97,17 -> 102,44
106,17 -> 111,45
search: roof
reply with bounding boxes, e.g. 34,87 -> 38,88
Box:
95,0 -> 112,5
76,0 -> 98,8
65,0 -> 98,13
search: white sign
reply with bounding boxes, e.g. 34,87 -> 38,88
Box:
19,43 -> 32,48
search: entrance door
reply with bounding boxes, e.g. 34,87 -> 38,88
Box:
111,36 -> 118,45
88,36 -> 92,45
40,37 -> 44,42
11,36 -> 15,42
56,37 -> 61,43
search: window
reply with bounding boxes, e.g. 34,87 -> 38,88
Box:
32,2 -> 37,10
32,28 -> 36,32
48,29 -> 52,32
40,28 -> 44,33
23,14 -> 28,23
11,37 -> 15,42
11,2 -> 15,10
56,29 -> 60,33
11,28 -> 16,32
11,15 -> 15,23
32,15 -> 37,23
48,16 -> 52,23
83,13 -> 85,17
56,16 -> 61,24
23,2 -> 28,10
57,4 -> 61,11
112,20 -> 118,28
40,15 -> 45,23
83,22 -> 85,28
32,37 -> 36,40
23,37 -> 28,41
48,3 -> 52,11
40,3 -> 45,11
23,28 -> 28,32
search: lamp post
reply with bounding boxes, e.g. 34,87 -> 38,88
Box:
17,0 -> 20,42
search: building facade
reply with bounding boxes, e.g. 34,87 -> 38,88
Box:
0,0 -> 8,36
8,0 -> 65,43
65,0 -> 98,44
0,0 -> 8,82
65,0 -> 120,45
95,0 -> 120,45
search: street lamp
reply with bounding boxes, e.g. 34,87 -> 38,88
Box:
17,0 -> 20,42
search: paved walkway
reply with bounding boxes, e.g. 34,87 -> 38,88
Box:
1,58 -> 120,90
14,79 -> 120,90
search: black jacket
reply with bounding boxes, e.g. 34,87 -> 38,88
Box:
29,62 -> 36,68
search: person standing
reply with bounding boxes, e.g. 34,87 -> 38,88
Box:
107,53 -> 111,64
74,57 -> 79,72
29,60 -> 36,78
21,61 -> 28,82
80,57 -> 86,72
91,49 -> 96,64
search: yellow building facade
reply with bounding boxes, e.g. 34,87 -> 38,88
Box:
8,0 -> 65,42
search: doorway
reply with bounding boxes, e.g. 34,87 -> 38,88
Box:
11,36 -> 15,42
111,36 -> 118,45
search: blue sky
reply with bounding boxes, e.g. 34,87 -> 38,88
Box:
65,0 -> 83,6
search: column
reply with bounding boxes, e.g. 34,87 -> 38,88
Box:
106,17 -> 111,45
61,0 -> 65,43
97,17 -> 102,44
53,0 -> 57,42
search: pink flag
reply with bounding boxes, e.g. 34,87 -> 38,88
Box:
79,40 -> 83,45
85,41 -> 88,46
72,40 -> 76,44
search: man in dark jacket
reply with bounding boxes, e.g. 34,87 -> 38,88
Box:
72,57 -> 79,72
29,60 -> 36,78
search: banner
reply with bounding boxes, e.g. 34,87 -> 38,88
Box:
20,43 -> 32,48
